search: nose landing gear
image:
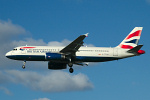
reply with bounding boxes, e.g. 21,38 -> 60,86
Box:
22,60 -> 26,69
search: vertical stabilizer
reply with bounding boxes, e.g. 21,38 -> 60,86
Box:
116,27 -> 143,49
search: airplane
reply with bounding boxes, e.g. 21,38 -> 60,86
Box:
5,27 -> 145,73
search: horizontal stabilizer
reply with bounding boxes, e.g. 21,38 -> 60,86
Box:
127,45 -> 143,53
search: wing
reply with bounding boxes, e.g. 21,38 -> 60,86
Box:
60,33 -> 88,55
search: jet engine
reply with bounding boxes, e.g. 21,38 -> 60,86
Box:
48,62 -> 67,69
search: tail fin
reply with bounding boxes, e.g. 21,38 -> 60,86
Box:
117,27 -> 143,49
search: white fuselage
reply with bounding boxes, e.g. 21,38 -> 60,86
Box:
5,46 -> 135,63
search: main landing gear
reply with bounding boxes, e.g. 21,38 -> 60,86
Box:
68,62 -> 74,73
22,60 -> 26,69
21,59 -> 75,73
69,68 -> 74,73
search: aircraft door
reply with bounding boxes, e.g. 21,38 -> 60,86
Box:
113,48 -> 118,56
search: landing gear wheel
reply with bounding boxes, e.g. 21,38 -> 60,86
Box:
22,60 -> 26,69
69,68 -> 74,73
68,62 -> 73,67
22,65 -> 25,69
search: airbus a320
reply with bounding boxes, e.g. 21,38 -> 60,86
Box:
5,27 -> 145,73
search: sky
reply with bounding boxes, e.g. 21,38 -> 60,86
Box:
0,0 -> 150,100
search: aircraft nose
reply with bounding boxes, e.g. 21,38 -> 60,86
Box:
5,51 -> 12,58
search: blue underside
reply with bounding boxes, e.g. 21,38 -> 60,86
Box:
75,56 -> 118,62
6,55 -> 46,61
6,55 -> 119,62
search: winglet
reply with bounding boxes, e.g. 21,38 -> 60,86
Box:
84,33 -> 89,37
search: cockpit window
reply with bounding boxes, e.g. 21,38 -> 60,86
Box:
13,48 -> 17,51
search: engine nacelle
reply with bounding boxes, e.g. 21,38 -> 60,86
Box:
48,62 -> 67,69
45,53 -> 65,60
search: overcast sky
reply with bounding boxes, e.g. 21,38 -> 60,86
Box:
0,0 -> 150,100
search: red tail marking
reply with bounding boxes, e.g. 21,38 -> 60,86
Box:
126,30 -> 141,40
120,45 -> 133,49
